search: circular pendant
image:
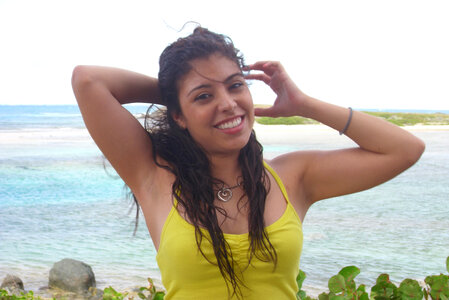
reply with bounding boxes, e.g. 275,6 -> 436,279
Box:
217,188 -> 232,202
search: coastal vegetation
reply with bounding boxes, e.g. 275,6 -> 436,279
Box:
255,110 -> 449,126
1,256 -> 448,300
296,255 -> 449,300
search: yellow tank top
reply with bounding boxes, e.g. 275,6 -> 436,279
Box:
156,161 -> 303,299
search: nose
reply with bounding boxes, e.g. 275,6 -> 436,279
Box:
217,88 -> 237,112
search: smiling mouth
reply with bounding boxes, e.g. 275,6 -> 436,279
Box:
216,116 -> 243,130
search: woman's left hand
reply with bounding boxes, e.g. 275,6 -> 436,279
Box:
245,61 -> 308,118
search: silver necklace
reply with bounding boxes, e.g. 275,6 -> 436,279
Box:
216,181 -> 242,202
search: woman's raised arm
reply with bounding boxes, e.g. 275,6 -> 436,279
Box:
246,61 -> 425,212
71,66 -> 161,193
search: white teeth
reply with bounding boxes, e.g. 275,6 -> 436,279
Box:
217,117 -> 242,129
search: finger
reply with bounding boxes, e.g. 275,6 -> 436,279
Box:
246,61 -> 282,75
254,106 -> 278,117
246,61 -> 272,72
245,73 -> 271,85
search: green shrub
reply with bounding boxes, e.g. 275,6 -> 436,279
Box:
297,256 -> 449,300
364,112 -> 449,126
2,256 -> 448,299
0,289 -> 42,300
255,112 -> 449,126
256,116 -> 319,125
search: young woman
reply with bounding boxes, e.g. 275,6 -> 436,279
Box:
71,27 -> 425,299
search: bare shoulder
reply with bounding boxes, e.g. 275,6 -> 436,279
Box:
266,150 -> 320,184
265,151 -> 321,220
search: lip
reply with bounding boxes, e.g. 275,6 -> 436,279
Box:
214,115 -> 245,134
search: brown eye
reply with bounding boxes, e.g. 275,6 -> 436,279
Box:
230,82 -> 244,89
194,93 -> 211,101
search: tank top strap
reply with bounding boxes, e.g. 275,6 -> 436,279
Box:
173,188 -> 180,207
263,160 -> 291,205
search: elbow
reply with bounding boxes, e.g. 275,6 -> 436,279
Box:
404,136 -> 426,168
71,65 -> 94,97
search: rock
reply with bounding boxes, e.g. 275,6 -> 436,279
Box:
49,258 -> 96,294
1,274 -> 25,294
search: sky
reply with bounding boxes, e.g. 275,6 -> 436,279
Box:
0,0 -> 448,110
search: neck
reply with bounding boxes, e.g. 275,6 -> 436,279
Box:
208,152 -> 241,185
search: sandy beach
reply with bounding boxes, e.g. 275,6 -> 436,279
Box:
254,122 -> 449,137
3,122 -> 447,146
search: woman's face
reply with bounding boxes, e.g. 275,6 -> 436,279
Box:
175,53 -> 254,156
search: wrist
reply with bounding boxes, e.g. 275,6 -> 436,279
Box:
295,94 -> 318,119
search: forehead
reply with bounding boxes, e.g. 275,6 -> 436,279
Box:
178,54 -> 242,92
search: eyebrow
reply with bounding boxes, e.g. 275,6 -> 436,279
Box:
187,72 -> 244,96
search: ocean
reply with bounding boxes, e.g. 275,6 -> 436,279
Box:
1,105 -> 448,294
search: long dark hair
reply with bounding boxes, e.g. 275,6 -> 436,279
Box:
140,27 -> 277,298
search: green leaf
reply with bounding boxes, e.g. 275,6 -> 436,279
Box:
430,289 -> 440,299
329,295 -> 347,300
347,280 -> 356,292
329,274 -> 346,294
358,291 -> 369,300
425,275 -> 437,286
398,279 -> 424,300
338,266 -> 359,293
357,284 -> 366,293
153,291 -> 165,300
430,274 -> 449,298
376,274 -> 391,284
371,281 -> 397,299
297,290 -> 306,300
138,292 -> 147,299
318,292 -> 330,300
103,286 -> 116,297
297,269 -> 307,290
339,266 -> 360,283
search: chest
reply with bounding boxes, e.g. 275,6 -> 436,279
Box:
156,200 -> 303,298
138,165 -> 290,250
214,176 -> 287,234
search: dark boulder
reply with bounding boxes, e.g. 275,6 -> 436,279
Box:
49,258 -> 96,294
1,274 -> 25,294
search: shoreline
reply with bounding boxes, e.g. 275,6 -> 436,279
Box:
1,123 -> 447,146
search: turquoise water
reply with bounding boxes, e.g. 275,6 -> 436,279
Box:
1,105 -> 448,292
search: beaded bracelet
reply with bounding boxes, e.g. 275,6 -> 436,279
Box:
339,107 -> 353,135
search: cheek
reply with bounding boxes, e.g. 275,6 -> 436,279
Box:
243,94 -> 254,114
184,106 -> 215,129
244,89 -> 254,105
